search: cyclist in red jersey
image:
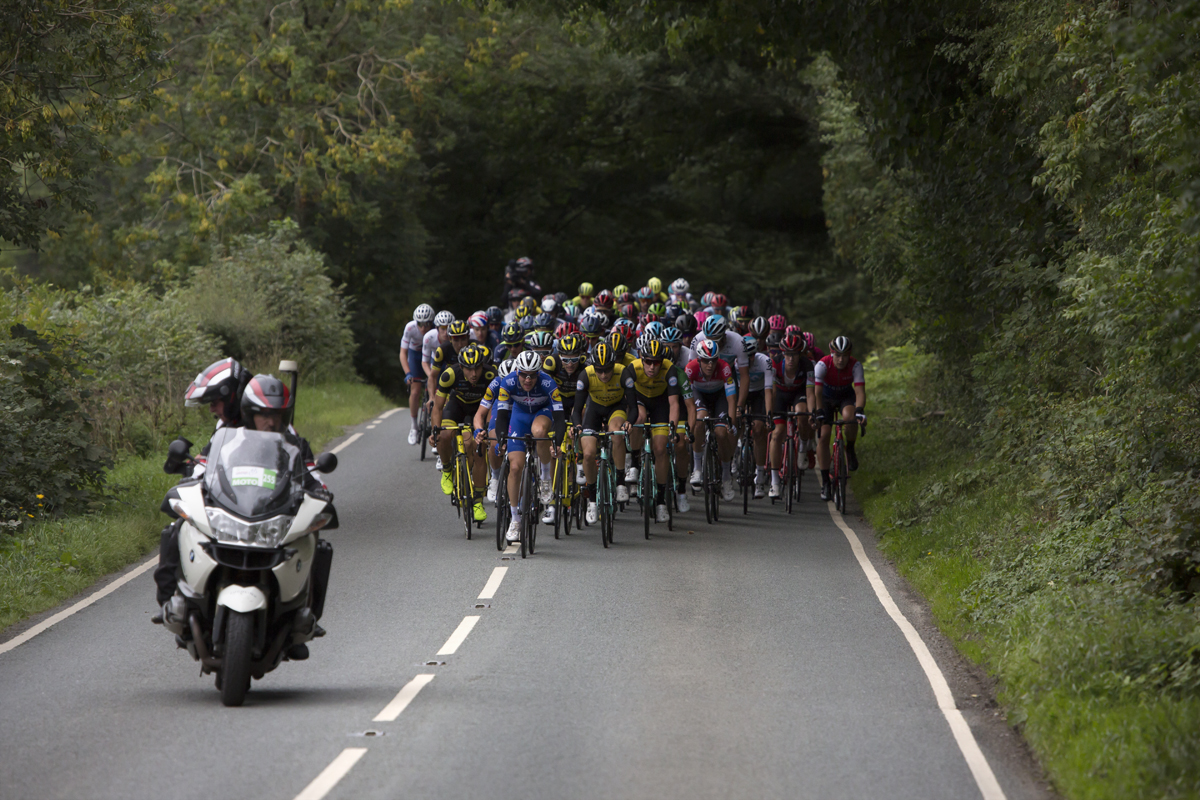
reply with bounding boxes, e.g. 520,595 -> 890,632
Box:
769,334 -> 817,498
813,335 -> 866,500
685,339 -> 739,501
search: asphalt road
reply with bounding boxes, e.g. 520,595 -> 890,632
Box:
0,409 -> 1054,800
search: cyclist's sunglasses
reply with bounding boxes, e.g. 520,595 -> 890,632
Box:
560,356 -> 582,365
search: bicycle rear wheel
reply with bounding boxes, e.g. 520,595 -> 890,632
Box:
519,464 -> 535,559
702,439 -> 714,525
598,458 -> 611,548
836,439 -> 849,514
642,451 -> 653,539
418,405 -> 429,462
458,454 -> 473,540
495,460 -> 510,551
784,438 -> 795,515
741,439 -> 752,515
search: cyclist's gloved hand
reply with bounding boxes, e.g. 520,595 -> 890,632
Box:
404,371 -> 413,386
813,410 -> 827,426
855,407 -> 867,424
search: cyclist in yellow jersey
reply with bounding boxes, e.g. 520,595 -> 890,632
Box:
571,282 -> 594,310
626,340 -> 681,522
571,343 -> 636,524
646,277 -> 670,306
432,346 -> 496,521
607,329 -> 636,368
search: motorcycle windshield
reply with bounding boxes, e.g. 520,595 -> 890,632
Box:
204,428 -> 303,519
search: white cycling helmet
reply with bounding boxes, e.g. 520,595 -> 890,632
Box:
497,358 -> 516,377
434,310 -> 454,327
413,303 -> 434,324
670,277 -> 689,295
514,350 -> 544,374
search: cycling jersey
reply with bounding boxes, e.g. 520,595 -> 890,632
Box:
814,355 -> 865,390
436,363 -> 497,406
691,330 -> 748,370
772,355 -> 816,391
629,358 -> 681,399
542,354 -> 583,402
401,321 -> 426,356
746,352 -> 775,393
431,343 -> 464,378
494,370 -> 563,414
673,363 -> 694,400
685,359 -> 737,396
421,328 -> 443,365
574,363 -> 633,408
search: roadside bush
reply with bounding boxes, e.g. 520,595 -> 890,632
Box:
180,219 -> 356,383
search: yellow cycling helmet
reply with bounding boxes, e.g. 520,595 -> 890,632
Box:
458,345 -> 484,367
612,284 -> 629,297
578,282 -> 594,298
447,320 -> 469,336
647,277 -> 663,294
515,304 -> 532,319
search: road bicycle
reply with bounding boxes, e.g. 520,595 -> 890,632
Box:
632,421 -> 671,539
552,431 -> 583,539
666,426 -> 691,532
505,433 -> 556,558
828,418 -> 865,514
416,399 -> 432,462
771,410 -> 810,515
441,422 -> 482,540
494,454 -> 511,552
736,413 -> 771,515
586,429 -> 627,548
698,416 -> 726,524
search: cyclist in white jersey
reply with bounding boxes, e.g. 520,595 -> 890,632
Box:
401,304 -> 435,444
422,311 -> 453,382
741,336 -> 776,497
691,315 -> 749,412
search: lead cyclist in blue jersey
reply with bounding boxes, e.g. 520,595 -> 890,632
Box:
493,350 -> 567,540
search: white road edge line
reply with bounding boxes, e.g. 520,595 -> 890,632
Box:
436,615 -> 480,655
0,556 -> 157,656
373,674 -> 435,722
292,747 -> 367,800
478,567 -> 508,599
829,505 -> 1006,800
366,425 -> 377,430
377,408 -> 402,421
330,433 -> 362,455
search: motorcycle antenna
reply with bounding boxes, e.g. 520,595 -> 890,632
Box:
279,360 -> 299,425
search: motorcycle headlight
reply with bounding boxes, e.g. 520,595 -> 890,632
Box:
204,509 -> 291,547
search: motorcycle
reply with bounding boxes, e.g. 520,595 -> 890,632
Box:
159,361 -> 338,706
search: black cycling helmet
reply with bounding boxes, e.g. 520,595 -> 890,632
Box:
579,314 -> 604,336
558,333 -> 586,358
486,306 -> 504,324
675,313 -> 697,336
500,322 -> 523,346
184,358 -> 250,421
592,343 -> 617,371
240,373 -> 294,428
447,320 -> 469,337
518,314 -> 536,332
533,312 -> 555,331
459,345 -> 485,368
641,340 -> 667,362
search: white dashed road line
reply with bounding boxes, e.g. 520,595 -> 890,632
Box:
373,674 -> 436,722
828,504 -> 1006,800
292,747 -> 368,800
330,433 -> 362,455
478,567 -> 508,599
375,408 -> 402,422
436,616 -> 480,656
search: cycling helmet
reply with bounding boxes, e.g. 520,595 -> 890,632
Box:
641,339 -> 667,362
594,289 -> 615,309
670,277 -> 689,295
555,321 -> 580,339
802,331 -> 816,351
829,335 -> 853,354
459,346 -> 485,367
695,339 -> 721,361
612,283 -> 628,296
475,343 -> 492,362
518,314 -> 536,332
541,296 -> 557,313
607,328 -> 628,354
734,305 -> 752,323
694,310 -> 709,327
766,331 -> 783,349
241,373 -> 293,427
618,303 -> 636,319
578,282 -> 594,298
659,326 -> 683,345
184,358 -> 250,414
785,324 -> 803,339
413,303 -> 435,324
749,316 -> 769,337
514,304 -> 532,320
533,312 -> 555,331
497,359 -> 516,377
768,314 -> 787,332
447,320 -> 469,337
648,302 -> 665,317
555,291 -> 569,305
641,312 -> 660,325
514,350 -> 544,374
506,287 -> 527,303
702,314 -> 727,340
700,291 -> 715,307
486,306 -> 504,324
561,301 -> 579,318
675,313 -> 697,336
617,291 -> 633,305
500,322 -> 522,346
580,315 -> 604,336
520,295 -> 539,312
434,310 -> 454,327
711,293 -> 728,310
613,319 -> 636,339
509,256 -> 534,275
558,334 -> 585,358
525,330 -> 555,353
647,277 -> 663,295
592,343 -> 617,370
468,311 -> 488,329
742,335 -> 757,356
781,333 -> 804,353
644,321 -> 664,339
635,286 -> 652,300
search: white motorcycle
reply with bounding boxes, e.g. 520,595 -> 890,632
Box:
159,368 -> 338,706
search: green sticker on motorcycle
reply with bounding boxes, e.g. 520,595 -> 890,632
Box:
230,466 -> 278,488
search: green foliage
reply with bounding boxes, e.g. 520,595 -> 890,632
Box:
0,323 -> 109,527
0,0 -> 165,249
179,219 -> 356,383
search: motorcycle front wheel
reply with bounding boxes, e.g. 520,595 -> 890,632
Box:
220,610 -> 254,707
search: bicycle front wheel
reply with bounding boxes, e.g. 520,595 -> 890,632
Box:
495,460 -> 510,551
836,440 -> 849,514
643,454 -> 653,539
458,454 -> 473,540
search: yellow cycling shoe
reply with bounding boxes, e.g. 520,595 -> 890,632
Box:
440,470 -> 453,495
473,502 -> 488,522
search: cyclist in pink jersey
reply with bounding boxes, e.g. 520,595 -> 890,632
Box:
813,335 -> 866,500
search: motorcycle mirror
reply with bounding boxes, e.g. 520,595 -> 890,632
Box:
163,437 -> 194,475
316,452 -> 338,473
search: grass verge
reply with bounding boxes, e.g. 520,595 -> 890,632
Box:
855,346 -> 1200,800
0,380 -> 394,634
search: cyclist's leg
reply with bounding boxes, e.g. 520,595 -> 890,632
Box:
691,398 -> 711,484
531,410 -> 554,474
609,409 -> 628,473
506,407 -> 534,510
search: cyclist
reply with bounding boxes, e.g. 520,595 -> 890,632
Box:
432,346 -> 496,522
525,330 -> 555,360
572,282 -> 595,311
473,359 -> 516,503
543,333 -> 586,423
571,343 -> 636,524
660,327 -> 696,513
814,335 -> 866,501
748,316 -> 770,354
607,328 -> 636,368
803,331 -> 826,362
401,303 -> 435,445
675,313 -> 698,349
422,311 -> 454,382
669,277 -> 693,308
741,335 -> 776,499
733,306 -> 754,335
493,350 -> 567,540
485,306 -> 505,347
685,338 -> 738,501
768,333 -> 817,498
431,320 -> 472,383
692,314 -> 750,415
627,339 -> 681,522
646,277 -> 670,306
494,322 -> 524,364
468,311 -> 490,344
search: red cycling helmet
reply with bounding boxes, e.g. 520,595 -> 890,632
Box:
802,331 -> 816,350
785,324 -> 803,339
555,321 -> 580,339
780,333 -> 805,353
594,289 -> 615,309
768,314 -> 787,331
711,293 -> 728,309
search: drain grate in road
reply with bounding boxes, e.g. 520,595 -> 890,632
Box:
473,603 -> 491,609
424,660 -> 446,666
350,730 -> 385,737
